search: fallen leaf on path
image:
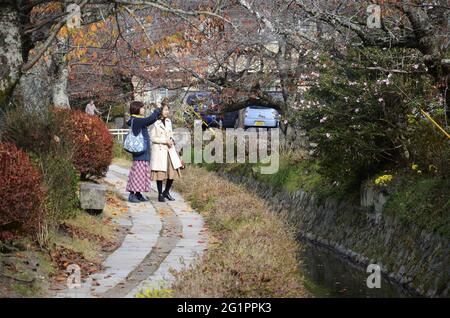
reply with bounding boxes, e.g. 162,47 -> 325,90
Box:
55,275 -> 67,282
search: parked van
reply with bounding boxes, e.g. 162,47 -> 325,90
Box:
243,106 -> 279,129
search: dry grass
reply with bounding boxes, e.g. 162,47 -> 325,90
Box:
112,157 -> 132,168
53,211 -> 119,264
0,190 -> 123,297
63,213 -> 117,242
171,165 -> 309,298
103,190 -> 129,219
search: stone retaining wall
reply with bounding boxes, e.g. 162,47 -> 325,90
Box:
217,170 -> 449,297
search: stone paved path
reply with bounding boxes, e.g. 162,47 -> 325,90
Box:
55,164 -> 207,298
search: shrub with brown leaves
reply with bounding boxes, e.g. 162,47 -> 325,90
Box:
0,142 -> 46,235
55,110 -> 113,179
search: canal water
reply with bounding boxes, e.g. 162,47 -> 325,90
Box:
298,240 -> 419,298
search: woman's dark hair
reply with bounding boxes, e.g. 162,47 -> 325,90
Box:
159,100 -> 170,120
130,101 -> 144,115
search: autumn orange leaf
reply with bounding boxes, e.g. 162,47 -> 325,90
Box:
58,26 -> 69,38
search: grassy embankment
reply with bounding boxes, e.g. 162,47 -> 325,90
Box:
201,150 -> 450,239
170,165 -> 309,297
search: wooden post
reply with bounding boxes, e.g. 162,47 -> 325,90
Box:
106,105 -> 112,123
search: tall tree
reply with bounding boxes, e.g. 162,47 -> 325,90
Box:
0,0 -> 228,110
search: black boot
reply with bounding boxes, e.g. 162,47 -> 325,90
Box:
135,192 -> 149,202
128,192 -> 140,203
163,191 -> 175,201
163,179 -> 175,201
157,181 -> 165,202
158,193 -> 166,202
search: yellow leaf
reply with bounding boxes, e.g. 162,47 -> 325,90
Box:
140,49 -> 148,58
58,26 -> 68,38
148,47 -> 156,57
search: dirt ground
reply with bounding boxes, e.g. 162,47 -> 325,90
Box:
0,185 -> 129,298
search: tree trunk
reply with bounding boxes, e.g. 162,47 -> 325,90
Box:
52,62 -> 71,108
52,35 -> 71,108
0,4 -> 23,107
13,58 -> 53,113
1,1 -> 71,111
13,30 -> 71,111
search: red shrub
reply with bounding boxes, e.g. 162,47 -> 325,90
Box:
55,110 -> 113,179
0,143 -> 46,234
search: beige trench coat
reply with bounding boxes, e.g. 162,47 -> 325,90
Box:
150,119 -> 183,172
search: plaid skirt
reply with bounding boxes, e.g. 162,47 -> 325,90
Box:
126,160 -> 151,192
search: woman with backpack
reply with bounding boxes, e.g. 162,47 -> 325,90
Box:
125,101 -> 161,203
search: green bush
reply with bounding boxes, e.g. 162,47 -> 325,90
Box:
113,139 -> 131,161
297,47 -> 446,187
0,106 -> 67,156
211,153 -> 357,203
37,154 -> 80,223
407,117 -> 450,178
384,175 -> 450,238
1,106 -> 79,218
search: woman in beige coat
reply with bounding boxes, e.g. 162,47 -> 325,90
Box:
150,102 -> 182,202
